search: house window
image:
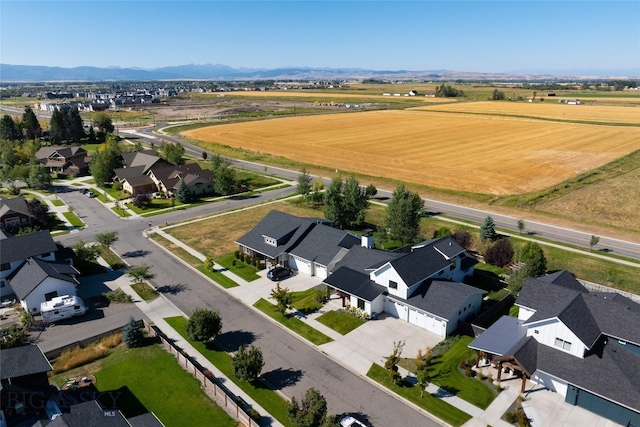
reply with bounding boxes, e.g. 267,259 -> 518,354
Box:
0,279 -> 4,288
357,298 -> 365,310
534,330 -> 539,334
449,264 -> 455,271
264,236 -> 277,247
389,280 -> 398,290
44,291 -> 58,301
1,263 -> 10,271
554,338 -> 572,352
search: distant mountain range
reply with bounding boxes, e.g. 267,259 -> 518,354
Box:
1,63 -> 638,82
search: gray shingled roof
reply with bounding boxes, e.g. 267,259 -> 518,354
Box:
469,315 -> 527,356
0,345 -> 52,380
388,237 -> 460,286
128,412 -> 165,427
537,270 -> 588,292
536,341 -> 640,413
235,210 -> 321,259
9,258 -> 78,300
0,230 -> 57,264
0,195 -> 31,218
121,150 -> 167,172
584,292 -> 640,347
114,165 -> 147,181
323,267 -> 386,302
54,401 -> 130,427
393,280 -> 486,320
333,245 -> 400,273
288,225 -> 359,266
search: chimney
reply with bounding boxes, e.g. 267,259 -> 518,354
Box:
361,229 -> 374,249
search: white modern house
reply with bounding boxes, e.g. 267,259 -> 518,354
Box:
469,271 -> 640,426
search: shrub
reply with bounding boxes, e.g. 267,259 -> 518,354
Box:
464,366 -> 474,377
132,193 -> 151,208
314,289 -> 328,304
102,289 -> 134,303
0,326 -> 25,349
505,411 -> 518,424
52,333 -> 122,372
477,371 -> 485,381
485,237 -> 514,267
234,251 -> 241,259
487,373 -> 493,383
246,407 -> 261,423
495,383 -> 503,393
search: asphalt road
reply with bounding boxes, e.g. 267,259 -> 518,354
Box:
138,125 -> 640,260
54,186 -> 441,427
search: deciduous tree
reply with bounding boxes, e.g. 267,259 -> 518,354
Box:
287,388 -> 328,427
342,175 -> 368,228
26,164 -> 51,190
185,308 -> 222,342
232,345 -> 264,382
161,142 -> 185,165
126,264 -> 155,284
96,231 -> 119,249
297,168 -> 312,196
270,282 -> 292,315
484,238 -> 514,268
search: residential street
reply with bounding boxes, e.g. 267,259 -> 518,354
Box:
53,186 -> 444,427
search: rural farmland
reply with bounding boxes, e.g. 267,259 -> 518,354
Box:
183,108 -> 640,195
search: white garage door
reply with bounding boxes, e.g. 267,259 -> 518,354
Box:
315,264 -> 327,279
409,308 -> 427,329
289,255 -> 313,276
386,300 -> 408,320
425,314 -> 446,337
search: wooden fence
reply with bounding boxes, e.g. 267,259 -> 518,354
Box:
141,321 -> 261,427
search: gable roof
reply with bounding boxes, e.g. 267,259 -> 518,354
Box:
469,315 -> 527,356
114,165 -> 147,181
386,237 -> 464,286
0,195 -> 31,217
0,229 -> 57,264
391,279 -> 486,320
288,224 -> 359,266
121,150 -> 168,172
0,344 -> 52,380
235,210 -> 326,259
333,245 -> 401,273
35,145 -> 87,161
323,267 -> 387,302
9,257 -> 79,300
47,401 -> 131,427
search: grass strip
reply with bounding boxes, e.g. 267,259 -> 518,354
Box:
367,363 -> 472,427
164,316 -> 293,427
95,343 -> 236,427
253,298 -> 333,345
197,264 -> 239,288
97,246 -> 127,270
111,206 -> 131,217
315,310 -> 365,335
50,199 -> 65,207
131,282 -> 159,301
62,211 -> 84,227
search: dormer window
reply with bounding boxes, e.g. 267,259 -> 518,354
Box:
389,280 -> 398,290
264,236 -> 277,247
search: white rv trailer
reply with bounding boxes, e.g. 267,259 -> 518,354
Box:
40,295 -> 87,323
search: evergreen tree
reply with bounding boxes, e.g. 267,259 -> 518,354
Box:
518,241 -> 547,277
479,216 -> 497,242
49,109 -> 66,144
0,115 -> 19,141
22,106 -> 41,140
176,179 -> 191,203
232,345 -> 265,382
385,184 -> 423,244
64,107 -> 84,144
122,317 -> 143,348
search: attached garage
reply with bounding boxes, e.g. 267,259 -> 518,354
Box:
409,308 -> 427,329
566,385 -> 640,427
314,263 -> 328,279
386,299 -> 408,321
289,255 -> 313,276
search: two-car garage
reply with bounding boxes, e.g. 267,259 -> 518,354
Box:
386,299 -> 447,337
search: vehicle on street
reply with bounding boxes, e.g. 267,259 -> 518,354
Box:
267,267 -> 292,281
340,416 -> 366,427
85,191 -> 95,198
40,295 -> 88,323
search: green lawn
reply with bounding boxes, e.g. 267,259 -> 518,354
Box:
197,264 -> 239,288
62,211 -> 84,227
253,298 -> 333,345
164,316 -> 293,427
216,252 -> 260,282
367,363 -> 472,427
97,246 -> 126,270
290,288 -> 324,314
316,310 -> 365,335
94,343 -> 236,427
111,206 -> 131,217
131,282 -> 159,301
427,336 -> 495,409
50,199 -> 65,207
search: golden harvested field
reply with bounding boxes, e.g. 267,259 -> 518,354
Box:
536,167 -> 640,233
413,101 -> 640,124
183,109 -> 640,195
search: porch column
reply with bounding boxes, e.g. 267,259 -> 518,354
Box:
497,362 -> 502,382
520,373 -> 527,394
475,350 -> 480,368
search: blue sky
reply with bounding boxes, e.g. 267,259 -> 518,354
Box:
2,1 -> 639,74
